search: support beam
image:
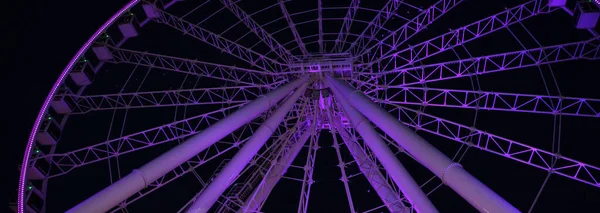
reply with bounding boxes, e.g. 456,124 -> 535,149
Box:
66,76 -> 309,213
373,0 -> 553,69
332,0 -> 360,53
61,85 -> 276,114
222,0 -> 299,63
359,37 -> 600,86
317,0 -> 324,53
325,75 -> 519,213
38,104 -> 246,178
330,113 -> 408,213
240,125 -> 313,212
346,0 -> 402,55
186,82 -> 309,213
329,84 -> 437,213
386,104 -> 600,188
326,110 -> 357,213
298,128 -> 319,213
109,47 -> 282,86
154,9 -> 285,72
378,87 -> 600,118
279,0 -> 310,56
358,0 -> 464,63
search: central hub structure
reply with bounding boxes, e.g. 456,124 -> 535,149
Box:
290,53 -> 354,78
290,54 -> 356,129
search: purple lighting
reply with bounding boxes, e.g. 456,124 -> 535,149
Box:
17,1 -> 140,213
17,0 -> 600,212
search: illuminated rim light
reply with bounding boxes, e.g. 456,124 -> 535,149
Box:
17,0 -> 140,212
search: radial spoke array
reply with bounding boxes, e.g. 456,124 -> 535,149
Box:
19,0 -> 600,213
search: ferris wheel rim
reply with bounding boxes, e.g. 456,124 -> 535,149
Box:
17,1 -> 141,212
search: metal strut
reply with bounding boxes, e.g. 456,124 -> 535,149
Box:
325,75 -> 520,213
66,76 -> 310,213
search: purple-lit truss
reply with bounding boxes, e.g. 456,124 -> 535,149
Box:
16,0 -> 600,213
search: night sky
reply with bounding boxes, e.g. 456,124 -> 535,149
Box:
7,0 -> 600,212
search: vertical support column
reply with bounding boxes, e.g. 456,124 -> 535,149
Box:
329,84 -> 437,213
67,76 -> 309,213
240,125 -> 314,212
330,114 -> 409,213
325,75 -> 519,213
186,82 -> 309,213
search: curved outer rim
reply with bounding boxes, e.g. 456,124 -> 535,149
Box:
18,0 -> 140,212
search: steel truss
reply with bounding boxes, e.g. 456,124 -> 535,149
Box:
221,0 -> 299,63
345,0 -> 402,55
18,0 -> 600,212
377,87 -> 600,117
278,0 -> 309,56
354,0 -> 463,62
37,104 -> 246,178
356,37 -> 600,86
372,0 -> 554,69
153,9 -> 286,72
61,85 -> 271,114
384,103 -> 600,187
332,0 -> 360,53
109,47 -> 283,86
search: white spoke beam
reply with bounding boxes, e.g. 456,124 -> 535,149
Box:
37,104 -> 246,178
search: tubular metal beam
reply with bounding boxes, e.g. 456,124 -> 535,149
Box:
329,83 -> 437,213
325,75 -> 519,213
186,82 -> 309,213
240,126 -> 313,212
330,113 -> 409,213
66,76 -> 309,213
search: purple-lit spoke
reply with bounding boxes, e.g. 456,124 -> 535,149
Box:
345,0 -> 402,56
153,9 -> 285,72
221,0 -> 299,63
279,0 -> 309,56
374,0 -> 554,69
379,87 -> 600,117
241,121 -> 313,212
109,137 -> 250,212
331,0 -> 360,53
357,0 -> 464,62
355,37 -> 600,87
109,47 -> 284,86
36,104 -> 248,178
61,86 -> 271,114
298,127 -> 319,213
385,104 -> 600,187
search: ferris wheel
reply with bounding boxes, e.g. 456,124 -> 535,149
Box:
15,0 -> 600,212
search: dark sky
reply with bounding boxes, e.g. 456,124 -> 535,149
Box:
7,0 -> 600,212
